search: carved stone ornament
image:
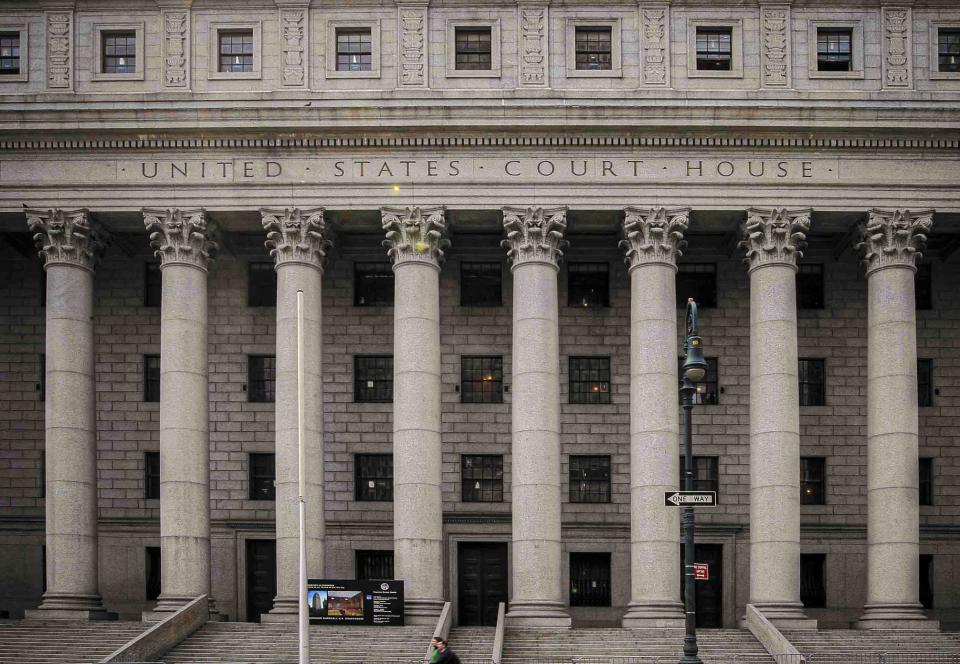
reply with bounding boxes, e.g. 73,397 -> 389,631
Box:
398,5 -> 427,87
883,7 -> 912,89
640,6 -> 668,86
143,208 -> 217,270
502,206 -> 568,268
262,207 -> 330,268
162,10 -> 188,88
856,209 -> 934,276
620,207 -> 689,270
26,208 -> 107,271
279,8 -> 306,86
519,7 -> 547,86
739,207 -> 811,271
382,206 -> 449,267
761,6 -> 789,87
46,11 -> 72,89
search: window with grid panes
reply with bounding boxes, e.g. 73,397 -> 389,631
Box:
144,263 -> 161,307
249,453 -> 276,500
461,455 -> 504,502
146,546 -> 161,601
144,451 -> 160,500
695,27 -> 732,70
797,264 -> 825,309
102,31 -> 136,73
916,263 -> 932,310
569,552 -> 611,606
575,26 -> 612,70
144,355 -> 161,402
816,28 -> 852,71
219,30 -> 254,72
678,357 -> 719,405
920,554 -> 934,608
355,454 -> 393,501
801,457 -> 826,505
676,263 -> 717,308
800,554 -> 826,608
354,356 -> 393,403
0,32 -> 20,75
569,455 -> 611,503
455,27 -> 492,70
940,29 -> 960,73
798,359 -> 825,407
460,261 -> 502,306
248,355 -> 276,403
920,458 -> 933,506
356,550 -> 394,580
918,359 -> 933,407
336,28 -> 372,71
568,263 -> 609,307
248,262 -> 276,307
461,356 -> 503,404
569,357 -> 611,404
679,456 -> 719,496
354,262 -> 394,306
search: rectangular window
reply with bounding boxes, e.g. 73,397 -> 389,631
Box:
356,550 -> 394,580
919,458 -> 933,506
354,356 -> 393,403
144,355 -> 161,402
102,31 -> 136,73
249,453 -> 276,501
940,29 -> 960,73
575,26 -> 612,70
455,27 -> 492,70
918,359 -> 933,408
920,554 -> 933,609
817,28 -> 852,72
0,32 -> 20,75
336,28 -> 372,71
145,546 -> 161,601
800,554 -> 826,608
797,264 -> 825,309
248,262 -> 276,307
567,263 -> 609,307
798,359 -> 826,407
569,552 -> 611,607
676,263 -> 717,308
569,357 -> 611,405
916,263 -> 932,310
461,455 -> 504,503
569,455 -> 611,503
248,355 -> 276,403
461,356 -> 503,404
696,27 -> 732,71
460,261 -> 502,306
801,457 -> 826,505
144,451 -> 160,500
679,456 -> 719,496
354,262 -> 394,306
355,454 -> 393,501
678,357 -> 719,406
144,263 -> 161,307
219,30 -> 254,72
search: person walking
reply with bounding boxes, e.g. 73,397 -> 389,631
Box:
430,637 -> 461,664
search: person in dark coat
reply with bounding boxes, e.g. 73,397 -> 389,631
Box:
430,637 -> 460,664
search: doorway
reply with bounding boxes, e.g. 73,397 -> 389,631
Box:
680,543 -> 723,628
457,542 -> 508,626
245,539 -> 277,622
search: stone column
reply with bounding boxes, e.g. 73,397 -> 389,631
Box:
261,208 -> 330,619
619,207 -> 689,628
382,205 -> 449,624
25,209 -> 109,620
856,209 -> 938,630
502,206 -> 571,628
740,208 -> 816,629
142,208 -> 217,617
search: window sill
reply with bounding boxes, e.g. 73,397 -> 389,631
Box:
91,71 -> 144,82
566,69 -> 623,78
446,70 -> 501,79
326,70 -> 381,79
808,70 -> 865,80
208,71 -> 262,80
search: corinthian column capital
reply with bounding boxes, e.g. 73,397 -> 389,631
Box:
26,208 -> 108,272
142,208 -> 217,271
740,207 -> 811,272
501,206 -> 568,269
381,205 -> 449,268
857,208 -> 934,276
620,206 -> 689,271
262,207 -> 331,270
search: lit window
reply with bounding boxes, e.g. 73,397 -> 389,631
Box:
696,27 -> 732,71
219,30 -> 254,72
461,356 -> 503,404
461,455 -> 503,503
816,28 -> 852,72
0,32 -> 20,75
455,28 -> 492,70
102,31 -> 136,73
575,27 -> 612,70
336,28 -> 372,72
355,454 -> 392,501
569,455 -> 611,503
678,357 -> 719,405
569,357 -> 611,405
801,457 -> 825,505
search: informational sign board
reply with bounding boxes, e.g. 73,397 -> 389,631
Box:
306,579 -> 404,626
694,563 -> 709,581
664,491 -> 718,507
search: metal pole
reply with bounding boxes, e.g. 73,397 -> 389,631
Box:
297,289 -> 309,664
680,375 -> 701,664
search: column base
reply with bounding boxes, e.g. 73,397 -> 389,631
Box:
25,593 -> 114,620
506,601 -> 571,628
261,595 -> 298,622
143,595 -> 221,622
857,604 -> 939,630
404,598 -> 445,626
621,600 -> 685,628
744,602 -> 818,630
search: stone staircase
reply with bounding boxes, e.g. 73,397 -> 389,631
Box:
784,629 -> 960,663
0,621 -> 147,664
446,626 -> 496,663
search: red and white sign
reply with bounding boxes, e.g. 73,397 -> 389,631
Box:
693,563 -> 709,581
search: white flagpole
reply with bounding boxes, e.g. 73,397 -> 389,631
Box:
297,289 -> 309,664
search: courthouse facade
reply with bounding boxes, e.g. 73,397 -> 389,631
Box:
0,0 -> 959,633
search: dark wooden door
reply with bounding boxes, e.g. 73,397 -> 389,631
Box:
680,543 -> 723,628
458,542 -> 508,626
246,539 -> 277,622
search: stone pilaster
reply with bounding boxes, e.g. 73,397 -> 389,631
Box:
276,1 -> 309,88
141,208 -> 218,618
159,2 -> 191,89
760,5 -> 791,88
382,205 -> 448,624
740,208 -> 816,629
397,1 -> 428,88
882,6 -> 913,90
45,9 -> 73,90
856,209 -> 938,630
639,4 -> 670,87
502,206 -> 570,627
25,208 -> 110,620
619,207 -> 688,627
261,208 -> 329,619
518,3 -> 549,87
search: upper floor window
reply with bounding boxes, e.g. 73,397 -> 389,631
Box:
336,28 -> 372,72
797,264 -> 825,309
249,453 -> 276,501
569,455 -> 611,503
354,355 -> 393,403
248,262 -> 276,307
916,263 -> 932,310
801,457 -> 826,505
144,355 -> 161,403
798,359 -> 826,407
816,28 -> 852,72
569,357 -> 611,405
918,359 -> 933,408
568,263 -> 609,308
461,455 -> 504,503
677,263 -> 717,308
354,262 -> 394,306
144,263 -> 161,307
0,31 -> 20,75
219,30 -> 254,72
248,355 -> 276,403
461,356 -> 503,404
355,454 -> 393,501
680,456 -> 719,496
102,32 -> 136,73
575,26 -> 612,71
919,457 -> 933,506
144,451 -> 160,500
460,261 -> 502,307
695,27 -> 732,71
938,28 -> 960,73
455,27 -> 492,70
678,357 -> 719,405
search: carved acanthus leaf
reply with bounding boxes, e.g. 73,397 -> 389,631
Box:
739,207 -> 811,270
26,208 -> 108,271
382,206 -> 449,267
620,207 -> 689,269
142,208 -> 217,269
502,206 -> 568,268
262,207 -> 330,268
856,209 -> 934,275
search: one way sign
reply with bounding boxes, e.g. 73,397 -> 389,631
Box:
664,491 -> 717,507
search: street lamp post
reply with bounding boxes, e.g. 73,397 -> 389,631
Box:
679,298 -> 707,664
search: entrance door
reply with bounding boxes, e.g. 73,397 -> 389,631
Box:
680,543 -> 723,628
246,539 -> 277,622
458,542 -> 508,626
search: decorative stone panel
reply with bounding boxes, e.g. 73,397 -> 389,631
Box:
26,208 -> 107,271
142,208 -> 217,270
882,6 -> 913,89
161,9 -> 190,88
45,10 -> 73,90
857,208 -> 934,276
262,207 -> 329,268
397,2 -> 428,87
518,4 -> 548,87
502,206 -> 568,268
278,6 -> 308,87
740,207 -> 811,271
382,206 -> 448,267
639,4 -> 669,86
760,5 -> 790,87
620,207 -> 689,269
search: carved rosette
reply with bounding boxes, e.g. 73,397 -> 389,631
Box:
398,5 -> 427,87
382,206 -> 449,268
856,209 -> 934,276
45,11 -> 72,89
279,8 -> 306,86
761,6 -> 790,87
502,206 -> 568,268
26,208 -> 107,272
519,6 -> 547,86
143,208 -> 217,270
640,6 -> 668,86
620,207 -> 689,270
883,7 -> 912,89
739,207 -> 811,272
262,207 -> 330,269
162,10 -> 189,87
